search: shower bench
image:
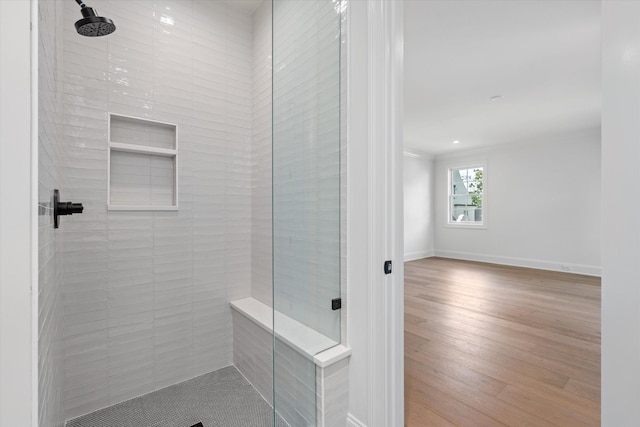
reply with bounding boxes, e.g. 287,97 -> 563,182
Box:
230,297 -> 350,427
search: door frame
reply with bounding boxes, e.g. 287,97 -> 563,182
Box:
0,0 -> 37,426
345,0 -> 404,426
366,0 -> 404,425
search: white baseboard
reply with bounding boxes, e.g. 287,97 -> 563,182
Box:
434,250 -> 601,277
347,413 -> 367,427
404,250 -> 435,262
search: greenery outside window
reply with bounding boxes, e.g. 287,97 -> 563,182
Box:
448,165 -> 485,227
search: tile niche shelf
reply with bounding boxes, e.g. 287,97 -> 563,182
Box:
108,113 -> 178,211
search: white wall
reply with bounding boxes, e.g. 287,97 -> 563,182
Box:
403,154 -> 434,261
433,128 -> 601,276
602,1 -> 640,423
60,1 -> 254,420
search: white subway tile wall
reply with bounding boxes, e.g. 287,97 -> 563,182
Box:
232,302 -> 351,427
339,0 -> 348,347
316,358 -> 350,427
41,0 -> 347,424
250,0 -> 348,347
274,339 -> 317,426
232,309 -> 318,427
272,0 -> 342,341
251,0 -> 273,308
60,0 -> 253,419
231,309 -> 273,404
39,0 -> 66,425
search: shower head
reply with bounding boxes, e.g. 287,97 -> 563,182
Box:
74,0 -> 116,37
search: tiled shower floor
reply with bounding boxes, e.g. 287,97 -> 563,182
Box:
65,366 -> 278,427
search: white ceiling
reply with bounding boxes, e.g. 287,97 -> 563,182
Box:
404,0 -> 601,156
226,0 -> 263,14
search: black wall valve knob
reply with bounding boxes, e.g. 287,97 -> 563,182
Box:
53,189 -> 84,229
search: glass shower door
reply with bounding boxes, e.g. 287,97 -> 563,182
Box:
272,0 -> 342,425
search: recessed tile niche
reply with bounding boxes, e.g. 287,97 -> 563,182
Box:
108,114 -> 178,210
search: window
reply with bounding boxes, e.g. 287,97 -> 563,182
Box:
448,165 -> 485,226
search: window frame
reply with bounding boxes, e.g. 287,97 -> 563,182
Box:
446,162 -> 487,229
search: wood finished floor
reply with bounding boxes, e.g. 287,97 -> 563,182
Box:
404,257 -> 601,427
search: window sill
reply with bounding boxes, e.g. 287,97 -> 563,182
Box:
446,223 -> 487,230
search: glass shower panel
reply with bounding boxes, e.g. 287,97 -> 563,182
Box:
272,0 -> 342,425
